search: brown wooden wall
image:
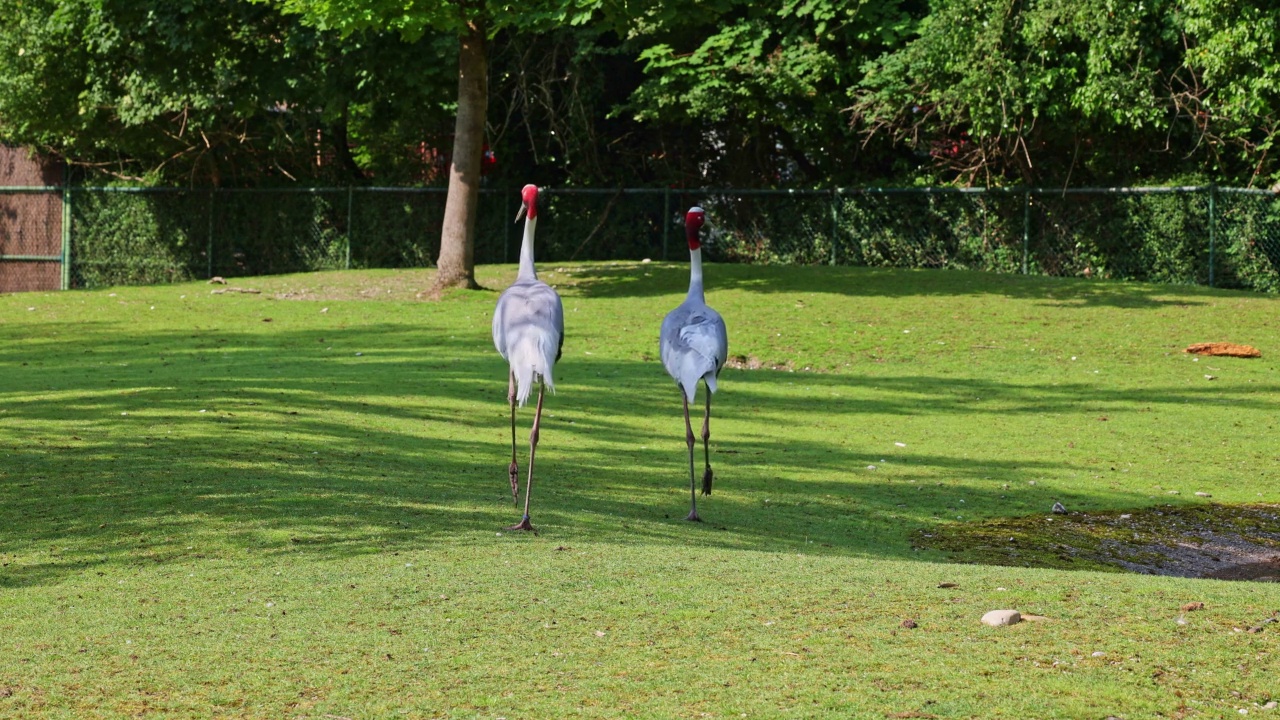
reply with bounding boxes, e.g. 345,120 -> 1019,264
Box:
0,146 -> 64,293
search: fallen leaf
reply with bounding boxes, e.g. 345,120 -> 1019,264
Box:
1185,342 -> 1261,358
1181,602 -> 1205,612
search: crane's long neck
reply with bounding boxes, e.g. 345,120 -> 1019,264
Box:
686,247 -> 705,302
517,217 -> 538,280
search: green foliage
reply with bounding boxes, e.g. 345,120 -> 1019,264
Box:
1180,1 -> 1280,178
3,0 -> 1280,188
69,190 -> 208,287
0,0 -> 457,184
273,0 -> 609,38
623,0 -> 918,184
1216,191 -> 1280,292
850,0 -> 1280,186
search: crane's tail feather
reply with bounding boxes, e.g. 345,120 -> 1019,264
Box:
509,336 -> 558,407
513,364 -> 535,406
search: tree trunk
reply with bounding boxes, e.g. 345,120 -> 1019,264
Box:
328,101 -> 366,183
430,21 -> 487,293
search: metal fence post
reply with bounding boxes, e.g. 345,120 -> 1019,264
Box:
346,186 -> 354,270
830,188 -> 840,265
662,186 -> 671,261
1021,189 -> 1031,275
60,184 -> 71,290
1208,184 -> 1216,288
207,189 -> 215,279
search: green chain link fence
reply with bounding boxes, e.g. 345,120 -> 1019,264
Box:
2,185 -> 1279,292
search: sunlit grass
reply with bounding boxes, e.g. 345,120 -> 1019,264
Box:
2,263 -> 1279,718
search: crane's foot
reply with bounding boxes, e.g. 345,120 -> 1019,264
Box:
701,467 -> 713,496
685,509 -> 702,522
505,515 -> 537,533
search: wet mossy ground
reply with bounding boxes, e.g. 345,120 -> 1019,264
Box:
916,503 -> 1280,578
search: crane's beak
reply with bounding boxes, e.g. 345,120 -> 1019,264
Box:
514,201 -> 527,223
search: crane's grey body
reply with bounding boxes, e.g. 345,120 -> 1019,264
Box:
660,207 -> 727,521
493,275 -> 563,406
660,296 -> 727,402
493,186 -> 562,532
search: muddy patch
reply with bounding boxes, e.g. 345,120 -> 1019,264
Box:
1204,558 -> 1280,582
916,503 -> 1280,580
725,355 -> 796,372
723,355 -> 832,373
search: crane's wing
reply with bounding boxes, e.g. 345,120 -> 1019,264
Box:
678,308 -> 727,370
661,302 -> 728,401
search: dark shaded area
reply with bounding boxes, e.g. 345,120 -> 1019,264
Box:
561,261 -> 1220,309
1208,558 -> 1280,579
3,309 -> 1276,588
1207,560 -> 1280,582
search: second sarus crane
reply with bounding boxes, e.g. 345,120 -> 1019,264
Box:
660,206 -> 729,522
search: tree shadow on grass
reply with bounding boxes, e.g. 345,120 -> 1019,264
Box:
2,320 -> 1273,588
553,262 -> 1225,309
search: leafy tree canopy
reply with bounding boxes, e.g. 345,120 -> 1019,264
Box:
0,0 -> 456,184
850,0 -> 1280,186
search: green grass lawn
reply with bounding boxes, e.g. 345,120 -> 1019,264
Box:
2,262 -> 1279,718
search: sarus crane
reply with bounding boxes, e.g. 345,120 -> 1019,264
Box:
660,206 -> 729,522
492,184 -> 563,532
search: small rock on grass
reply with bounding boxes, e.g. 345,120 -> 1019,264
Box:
981,609 -> 1021,627
1262,701 -> 1277,710
1182,602 -> 1205,612
1051,502 -> 1067,514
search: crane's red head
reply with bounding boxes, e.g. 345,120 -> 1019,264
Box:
515,184 -> 539,222
685,206 -> 705,250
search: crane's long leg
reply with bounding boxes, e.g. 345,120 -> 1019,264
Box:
508,371 -> 519,507
701,385 -> 713,496
508,379 -> 545,533
683,390 -> 701,522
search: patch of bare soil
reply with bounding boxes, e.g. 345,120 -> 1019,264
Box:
724,355 -> 795,372
1185,342 -> 1261,358
254,270 -> 438,302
